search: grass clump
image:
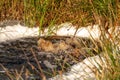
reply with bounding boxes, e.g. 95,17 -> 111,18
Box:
81,0 -> 120,79
0,0 -> 120,80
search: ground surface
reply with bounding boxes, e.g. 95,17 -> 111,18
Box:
0,21 -> 102,79
0,36 -> 99,80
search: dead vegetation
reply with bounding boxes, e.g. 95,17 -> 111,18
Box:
38,36 -> 100,58
0,0 -> 120,79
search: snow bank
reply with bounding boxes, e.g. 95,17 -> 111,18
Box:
0,23 -> 101,42
48,55 -> 106,80
0,24 -> 39,42
1,22 -> 119,42
56,23 -> 100,39
42,23 -> 101,39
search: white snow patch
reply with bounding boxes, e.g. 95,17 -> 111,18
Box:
1,22 -> 119,42
0,23 -> 101,42
41,23 -> 101,39
49,55 -> 107,80
0,24 -> 39,42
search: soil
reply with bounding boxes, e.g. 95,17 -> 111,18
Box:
0,36 -> 100,80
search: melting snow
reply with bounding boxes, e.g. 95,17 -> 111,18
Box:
0,24 -> 39,42
0,23 -> 101,42
49,55 -> 106,80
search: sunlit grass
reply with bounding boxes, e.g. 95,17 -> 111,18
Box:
93,34 -> 120,80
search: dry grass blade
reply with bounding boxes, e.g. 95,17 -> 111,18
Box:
30,48 -> 46,80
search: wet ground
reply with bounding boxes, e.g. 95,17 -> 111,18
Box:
0,36 -> 100,80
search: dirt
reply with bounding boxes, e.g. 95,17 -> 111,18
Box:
0,36 -> 100,80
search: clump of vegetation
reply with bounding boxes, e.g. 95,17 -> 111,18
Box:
0,0 -> 120,80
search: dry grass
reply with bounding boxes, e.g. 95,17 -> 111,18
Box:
0,0 -> 98,27
0,0 -> 120,80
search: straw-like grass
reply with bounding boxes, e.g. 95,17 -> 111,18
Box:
0,0 -> 120,80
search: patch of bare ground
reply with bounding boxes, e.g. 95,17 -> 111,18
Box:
0,36 -> 101,79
